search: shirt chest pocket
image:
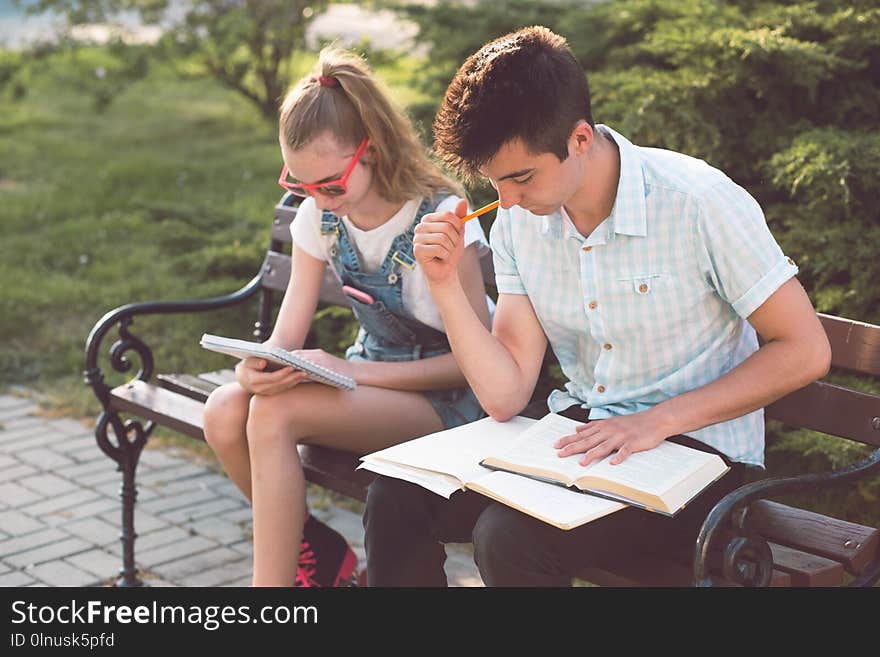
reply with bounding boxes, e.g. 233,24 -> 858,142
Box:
606,272 -> 707,338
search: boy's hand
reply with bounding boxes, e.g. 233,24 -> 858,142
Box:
413,198 -> 468,286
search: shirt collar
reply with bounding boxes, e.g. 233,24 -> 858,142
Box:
599,124 -> 647,237
537,124 -> 647,240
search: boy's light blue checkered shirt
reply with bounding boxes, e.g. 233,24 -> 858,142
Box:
490,125 -> 799,466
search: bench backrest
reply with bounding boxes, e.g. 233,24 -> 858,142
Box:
261,197 -> 880,449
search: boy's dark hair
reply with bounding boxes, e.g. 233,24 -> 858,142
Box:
433,26 -> 593,182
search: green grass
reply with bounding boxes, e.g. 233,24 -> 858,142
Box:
0,46 -> 420,419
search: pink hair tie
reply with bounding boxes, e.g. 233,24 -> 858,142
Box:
316,75 -> 338,87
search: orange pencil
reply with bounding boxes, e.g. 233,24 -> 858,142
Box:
460,199 -> 500,223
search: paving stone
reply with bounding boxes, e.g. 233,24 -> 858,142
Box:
0,463 -> 38,483
56,497 -> 119,521
17,472 -> 79,496
138,487 -> 218,515
0,481 -> 43,507
229,540 -> 253,557
139,449 -> 186,468
0,527 -> 69,558
136,536 -> 217,568
180,558 -> 253,587
155,546 -> 242,580
138,462 -> 210,486
61,516 -> 121,547
161,497 -> 246,524
16,447 -> 75,470
5,537 -> 94,568
0,570 -> 36,586
65,548 -> 121,578
26,559 -> 100,586
0,509 -> 46,535
47,417 -> 93,435
76,467 -> 126,487
107,526 -> 191,555
187,516 -> 249,545
156,472 -> 226,497
55,458 -> 117,480
53,435 -> 101,454
19,488 -> 102,519
0,395 -> 35,411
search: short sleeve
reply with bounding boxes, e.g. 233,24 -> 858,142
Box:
488,209 -> 527,295
697,180 -> 799,318
289,196 -> 327,262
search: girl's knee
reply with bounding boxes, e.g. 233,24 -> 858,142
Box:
246,392 -> 304,448
203,384 -> 249,448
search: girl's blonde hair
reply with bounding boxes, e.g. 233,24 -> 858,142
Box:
279,47 -> 464,203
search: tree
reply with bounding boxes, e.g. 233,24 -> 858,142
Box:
396,0 -> 880,325
23,0 -> 328,119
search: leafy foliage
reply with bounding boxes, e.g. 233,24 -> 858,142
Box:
22,0 -> 328,118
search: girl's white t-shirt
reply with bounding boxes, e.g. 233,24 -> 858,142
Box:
291,195 -> 492,333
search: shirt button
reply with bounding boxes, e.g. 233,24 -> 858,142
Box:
588,300 -> 598,310
596,385 -> 606,393
582,245 -> 592,252
638,283 -> 649,293
603,343 -> 612,350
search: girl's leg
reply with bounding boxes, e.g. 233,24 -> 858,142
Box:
247,383 -> 444,587
203,383 -> 253,500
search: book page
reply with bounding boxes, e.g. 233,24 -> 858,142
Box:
362,415 -> 537,484
484,413 -> 723,497
467,471 -> 626,531
356,460 -> 463,499
482,413 -> 591,486
579,441 -> 721,496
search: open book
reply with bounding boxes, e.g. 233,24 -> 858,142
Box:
360,415 -> 627,530
480,413 -> 730,516
199,334 -> 356,391
360,413 -> 729,530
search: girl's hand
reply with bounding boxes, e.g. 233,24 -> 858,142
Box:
234,357 -> 309,395
290,349 -> 359,382
413,198 -> 468,286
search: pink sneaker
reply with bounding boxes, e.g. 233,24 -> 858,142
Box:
294,515 -> 358,587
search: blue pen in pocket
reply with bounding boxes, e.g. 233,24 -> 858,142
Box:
342,284 -> 375,305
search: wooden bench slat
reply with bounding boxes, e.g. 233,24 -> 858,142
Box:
764,381 -> 880,446
157,373 -> 220,402
196,369 -> 237,388
111,381 -> 206,441
820,313 -> 880,376
579,557 -> 792,587
298,445 -> 374,502
748,500 -> 880,574
271,203 -> 297,244
261,251 -> 349,306
768,542 -> 845,586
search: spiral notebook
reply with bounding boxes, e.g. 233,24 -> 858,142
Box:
199,334 -> 357,391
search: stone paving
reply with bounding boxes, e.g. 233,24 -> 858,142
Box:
0,391 -> 483,587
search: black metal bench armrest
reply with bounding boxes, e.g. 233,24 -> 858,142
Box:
84,273 -> 263,404
692,447 -> 880,586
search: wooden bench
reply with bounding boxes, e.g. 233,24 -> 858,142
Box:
84,194 -> 880,587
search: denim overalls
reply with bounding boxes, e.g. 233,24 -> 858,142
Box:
321,196 -> 484,429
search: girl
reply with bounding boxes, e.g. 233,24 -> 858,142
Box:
203,47 -> 491,587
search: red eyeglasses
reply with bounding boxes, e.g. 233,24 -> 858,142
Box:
278,138 -> 369,197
